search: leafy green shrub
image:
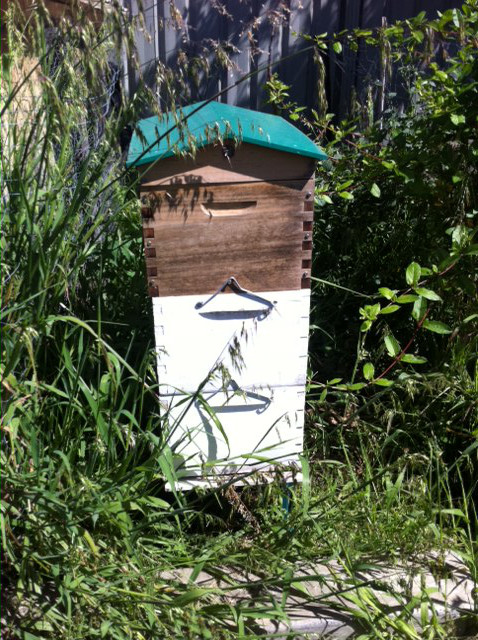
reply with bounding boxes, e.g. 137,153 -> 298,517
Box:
307,4 -> 477,461
267,0 -> 477,532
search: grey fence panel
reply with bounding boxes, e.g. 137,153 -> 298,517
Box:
185,0 -> 226,101
280,0 -> 314,112
157,0 -> 186,69
130,0 -> 464,116
308,0 -> 340,116
222,0 -> 252,107
252,0 -> 287,110
383,0 -> 458,22
131,0 -> 156,85
337,1 -> 362,118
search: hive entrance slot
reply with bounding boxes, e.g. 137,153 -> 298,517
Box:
200,201 -> 257,217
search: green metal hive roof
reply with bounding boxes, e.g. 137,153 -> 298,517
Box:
126,101 -> 327,168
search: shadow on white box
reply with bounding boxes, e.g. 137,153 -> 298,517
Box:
153,289 -> 311,392
153,288 -> 311,487
161,385 -> 305,484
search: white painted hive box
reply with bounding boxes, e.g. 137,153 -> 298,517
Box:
127,101 -> 327,485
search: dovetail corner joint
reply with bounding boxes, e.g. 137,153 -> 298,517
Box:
148,285 -> 159,297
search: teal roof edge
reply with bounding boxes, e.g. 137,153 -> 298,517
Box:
126,101 -> 327,168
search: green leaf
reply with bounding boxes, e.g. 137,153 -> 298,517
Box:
82,529 -> 99,556
382,160 -> 396,170
172,587 -> 221,607
363,362 -> 375,381
401,354 -> 427,364
434,69 -> 448,81
378,287 -> 396,300
423,320 -> 452,334
337,180 -> 353,191
406,262 -> 421,286
434,508 -> 466,518
411,29 -> 424,43
360,320 -> 372,332
318,194 -> 333,204
337,190 -> 354,200
384,334 -> 400,357
379,304 -> 400,314
414,287 -> 442,301
395,619 -> 421,640
346,382 -> 366,391
196,394 -> 230,455
452,224 -> 468,246
396,294 -> 418,304
142,496 -> 171,509
370,183 -> 381,198
158,447 -> 182,501
361,303 -> 381,320
450,113 -> 465,125
333,41 -> 342,54
373,378 -> 394,387
465,244 -> 478,256
412,296 -> 427,322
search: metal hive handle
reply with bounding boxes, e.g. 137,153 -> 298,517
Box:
195,277 -> 275,315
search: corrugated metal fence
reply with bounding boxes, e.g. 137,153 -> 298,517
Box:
129,0 -> 463,117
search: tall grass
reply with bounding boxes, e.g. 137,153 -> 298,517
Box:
1,7 -> 181,637
1,4 -> 477,639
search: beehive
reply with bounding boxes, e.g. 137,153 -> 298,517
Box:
127,101 -> 326,487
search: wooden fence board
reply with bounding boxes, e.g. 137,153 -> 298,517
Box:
130,0 -> 463,118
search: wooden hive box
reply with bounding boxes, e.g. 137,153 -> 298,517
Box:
127,101 -> 326,487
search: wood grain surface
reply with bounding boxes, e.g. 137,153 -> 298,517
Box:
141,178 -> 315,296
140,142 -> 316,186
